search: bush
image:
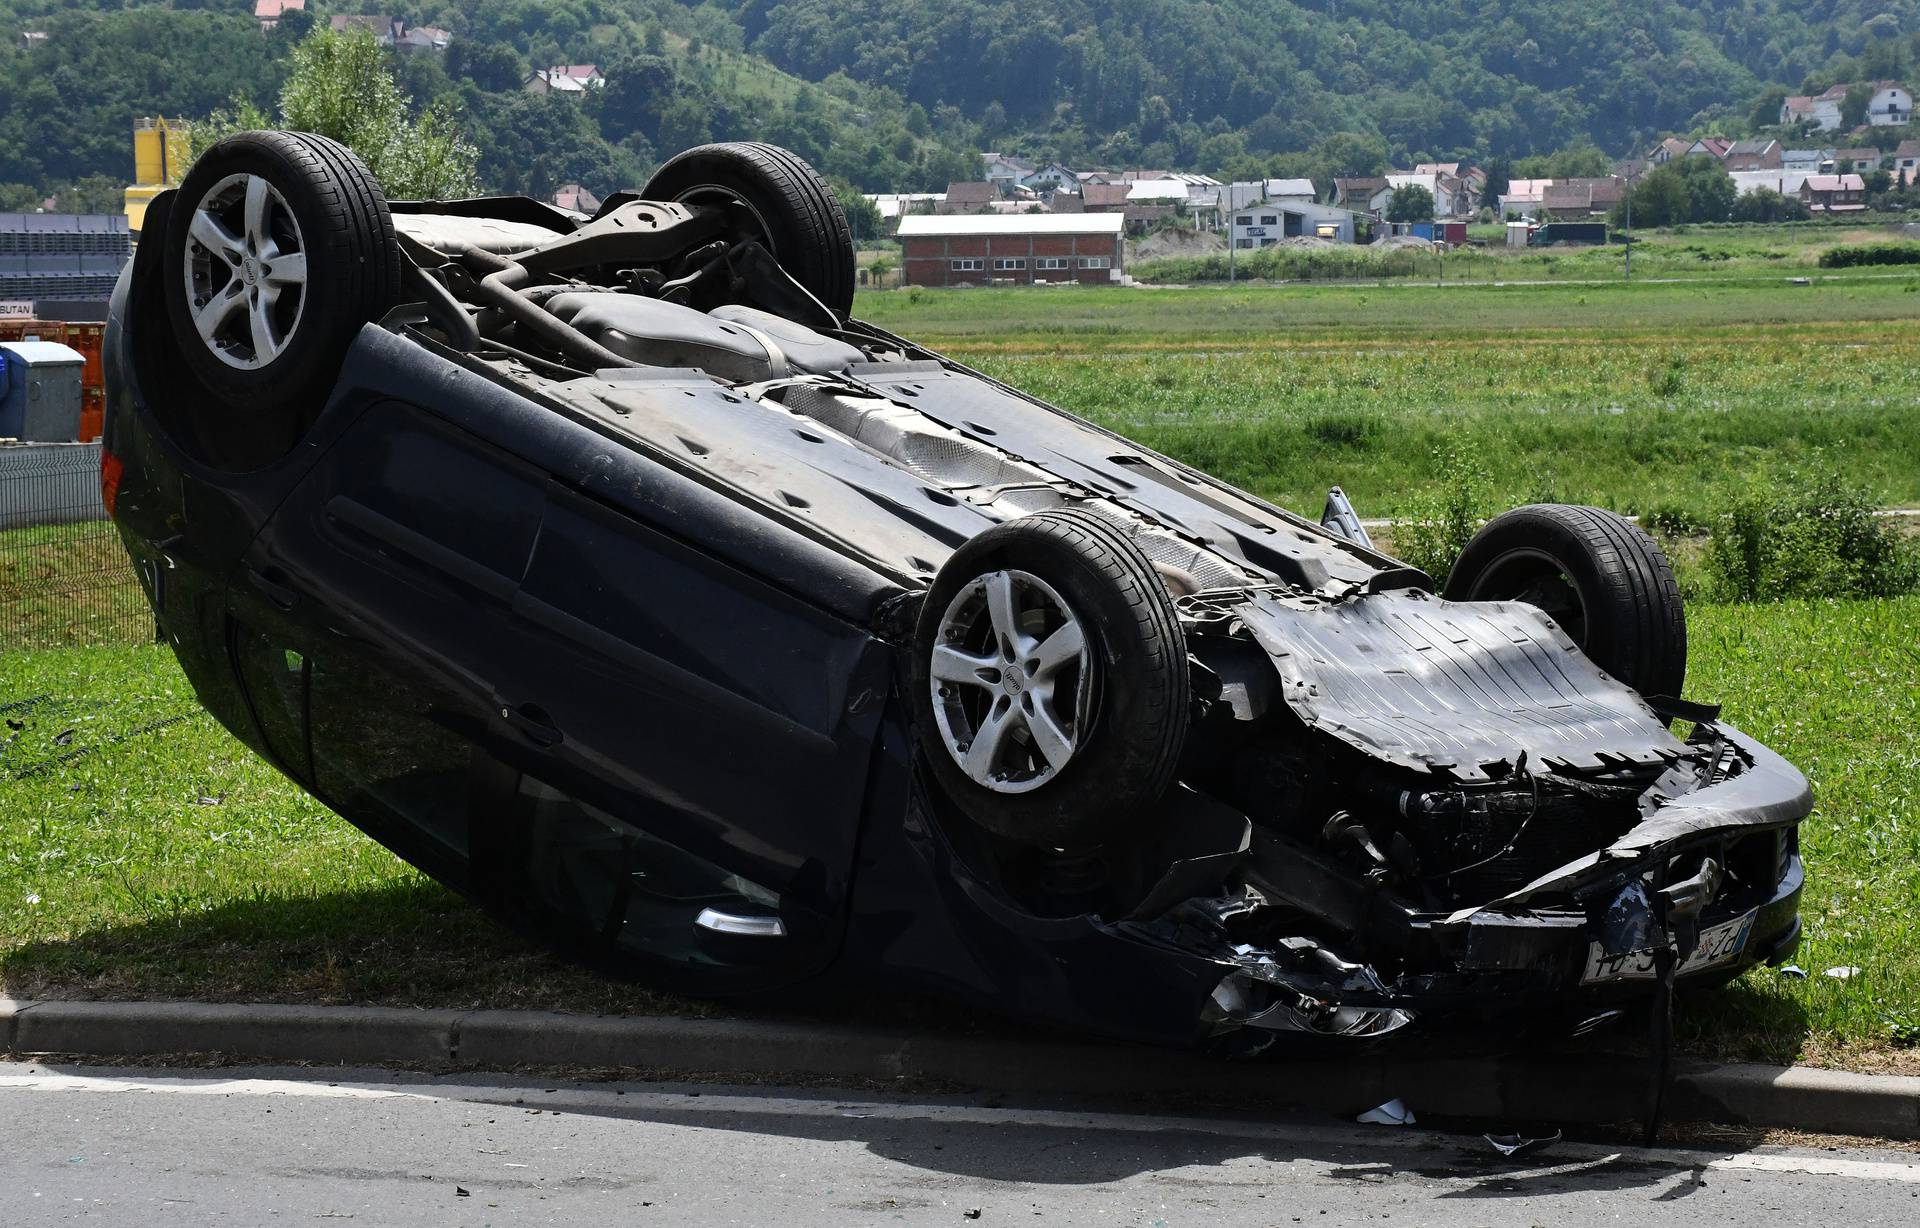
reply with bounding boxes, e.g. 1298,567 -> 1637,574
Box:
1818,242 -> 1920,269
1704,460 -> 1919,601
1395,443 -> 1493,581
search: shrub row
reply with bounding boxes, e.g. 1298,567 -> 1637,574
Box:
1817,242 -> 1920,268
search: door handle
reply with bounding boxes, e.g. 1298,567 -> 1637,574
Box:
502,702 -> 563,748
246,565 -> 299,611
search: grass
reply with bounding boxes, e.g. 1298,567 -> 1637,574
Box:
0,520 -> 153,650
2,600 -> 1917,1068
854,280 -> 1920,520
1129,223 -> 1920,285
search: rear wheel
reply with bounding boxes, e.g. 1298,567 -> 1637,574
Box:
642,142 -> 855,317
912,508 -> 1191,848
1444,503 -> 1687,698
162,131 -> 401,428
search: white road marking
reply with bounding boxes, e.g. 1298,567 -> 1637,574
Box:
3,1065 -> 1915,1185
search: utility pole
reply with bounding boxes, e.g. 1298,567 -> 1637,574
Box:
1623,162 -> 1636,284
1227,183 -> 1236,285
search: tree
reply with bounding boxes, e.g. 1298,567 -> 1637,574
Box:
448,40 -> 524,93
193,26 -> 477,199
1386,184 -> 1435,222
1675,154 -> 1737,222
1611,164 -> 1690,227
833,181 -> 883,242
1748,85 -> 1789,131
1843,83 -> 1874,130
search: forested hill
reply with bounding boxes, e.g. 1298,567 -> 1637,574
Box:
0,0 -> 1916,203
742,0 -> 1920,159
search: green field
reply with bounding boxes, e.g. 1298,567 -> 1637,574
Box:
3,599 -> 1915,1066
1129,222 -> 1920,285
855,279 -> 1920,520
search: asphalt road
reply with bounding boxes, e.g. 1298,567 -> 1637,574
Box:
4,1060 -> 1917,1225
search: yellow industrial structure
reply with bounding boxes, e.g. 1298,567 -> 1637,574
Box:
124,117 -> 191,233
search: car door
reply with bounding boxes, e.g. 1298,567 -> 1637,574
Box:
231,396 -> 547,892
490,475 -> 894,988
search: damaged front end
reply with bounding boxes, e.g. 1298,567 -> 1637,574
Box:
854,582 -> 1808,1049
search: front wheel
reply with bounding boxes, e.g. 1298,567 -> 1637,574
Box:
1444,503 -> 1687,698
911,508 -> 1191,849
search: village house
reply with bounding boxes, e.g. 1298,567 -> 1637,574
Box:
1729,169 -> 1811,199
1800,173 -> 1867,212
1893,139 -> 1920,182
525,64 -> 605,94
1262,178 -> 1319,203
397,24 -> 452,54
254,0 -> 304,32
1781,82 -> 1913,131
329,14 -> 402,45
1781,148 -> 1829,172
1330,177 -> 1393,214
1832,146 -> 1883,172
1019,162 -> 1078,193
935,181 -> 998,214
1540,177 -> 1626,220
1723,138 -> 1782,171
982,154 -> 1035,190
1647,137 -> 1692,165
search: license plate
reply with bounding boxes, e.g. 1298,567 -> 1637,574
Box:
1580,911 -> 1756,984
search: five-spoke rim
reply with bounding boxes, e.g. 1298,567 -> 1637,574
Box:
183,173 -> 308,371
929,569 -> 1093,794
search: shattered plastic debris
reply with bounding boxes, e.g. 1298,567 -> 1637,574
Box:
1484,1130 -> 1562,1158
1824,966 -> 1862,980
1777,965 -> 1808,979
1356,1098 -> 1415,1126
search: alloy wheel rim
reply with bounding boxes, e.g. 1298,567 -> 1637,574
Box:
930,569 -> 1093,793
183,173 -> 309,371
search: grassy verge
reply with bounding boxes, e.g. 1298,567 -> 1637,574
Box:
0,520 -> 153,650
3,599 -> 1916,1068
853,280 -> 1920,520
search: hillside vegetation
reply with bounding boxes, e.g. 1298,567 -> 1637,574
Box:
1,2 -> 1919,200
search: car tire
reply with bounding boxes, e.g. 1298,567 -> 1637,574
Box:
642,142 -> 855,317
1444,503 -> 1686,698
162,130 -> 401,427
911,507 -> 1190,849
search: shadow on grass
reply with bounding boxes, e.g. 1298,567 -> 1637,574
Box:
2,875 -> 1814,1067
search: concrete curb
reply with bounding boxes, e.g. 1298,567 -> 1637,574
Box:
4,997 -> 1916,1139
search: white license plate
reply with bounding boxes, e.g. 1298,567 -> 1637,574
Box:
1580,911 -> 1756,984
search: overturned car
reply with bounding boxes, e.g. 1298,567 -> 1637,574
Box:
102,132 -> 1807,1047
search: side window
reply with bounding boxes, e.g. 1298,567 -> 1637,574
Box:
232,624 -> 311,783
309,656 -> 475,859
519,775 -> 783,963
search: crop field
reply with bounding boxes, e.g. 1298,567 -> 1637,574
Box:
855,279 -> 1920,519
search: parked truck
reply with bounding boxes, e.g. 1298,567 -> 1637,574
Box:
1527,222 -> 1608,247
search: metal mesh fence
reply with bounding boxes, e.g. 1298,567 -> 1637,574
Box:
0,442 -> 155,651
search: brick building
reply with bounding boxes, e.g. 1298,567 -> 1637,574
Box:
895,214 -> 1125,287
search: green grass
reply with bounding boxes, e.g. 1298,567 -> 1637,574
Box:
854,280 -> 1920,520
0,521 -> 153,650
2,603 -> 1916,1068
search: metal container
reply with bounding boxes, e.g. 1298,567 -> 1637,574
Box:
0,339 -> 86,441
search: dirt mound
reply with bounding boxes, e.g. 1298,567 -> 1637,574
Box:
1131,227 -> 1225,260
1376,235 -> 1436,251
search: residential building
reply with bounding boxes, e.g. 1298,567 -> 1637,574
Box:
525,64 -> 605,94
1020,162 -> 1078,193
1385,171 -> 1473,217
895,213 -> 1125,287
1893,139 -> 1920,181
551,184 -> 602,215
1648,137 -> 1692,165
982,154 -> 1034,189
1499,178 -> 1550,218
1832,147 -> 1883,172
1330,177 -> 1392,214
935,182 -> 997,214
1541,178 -> 1625,220
1723,138 -> 1782,171
397,24 -> 451,54
329,14 -> 401,45
1800,173 -> 1867,212
1074,183 -> 1130,213
254,0 -> 304,32
1686,137 -> 1734,161
1230,202 -> 1359,246
1781,148 -> 1828,172
1782,82 -> 1913,131
866,192 -> 945,225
